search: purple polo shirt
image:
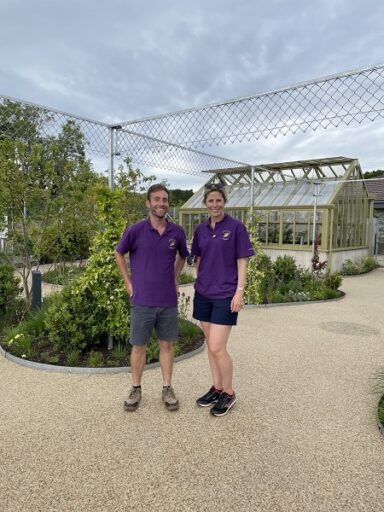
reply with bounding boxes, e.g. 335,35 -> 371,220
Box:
191,214 -> 255,299
116,219 -> 189,307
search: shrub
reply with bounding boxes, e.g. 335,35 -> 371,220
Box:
324,270 -> 343,290
341,258 -> 357,275
4,305 -> 48,359
66,349 -> 81,366
42,266 -> 86,286
0,262 -> 22,311
109,343 -> 129,366
273,255 -> 297,282
44,285 -> 108,353
360,256 -> 377,273
341,256 -> 378,275
87,350 -> 104,367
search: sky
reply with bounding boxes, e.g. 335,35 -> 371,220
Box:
1,0 -> 384,189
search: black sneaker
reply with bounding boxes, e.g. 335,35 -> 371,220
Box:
196,386 -> 222,407
210,391 -> 236,416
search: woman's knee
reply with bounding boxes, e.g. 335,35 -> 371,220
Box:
208,343 -> 226,358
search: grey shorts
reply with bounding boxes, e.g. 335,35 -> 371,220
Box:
129,304 -> 178,346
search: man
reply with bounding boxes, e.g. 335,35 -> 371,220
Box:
115,184 -> 189,412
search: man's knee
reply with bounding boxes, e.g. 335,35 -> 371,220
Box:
131,344 -> 147,355
159,341 -> 173,352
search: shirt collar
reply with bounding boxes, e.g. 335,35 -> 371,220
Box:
204,213 -> 228,228
146,218 -> 170,233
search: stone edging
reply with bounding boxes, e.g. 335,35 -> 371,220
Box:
0,342 -> 205,374
244,291 -> 345,309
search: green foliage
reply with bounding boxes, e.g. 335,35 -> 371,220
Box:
42,265 -> 86,285
66,349 -> 81,367
44,285 -> 106,353
179,270 -> 195,285
87,350 -> 105,368
244,215 -> 266,305
273,255 -> 297,282
360,256 -> 377,273
0,104 -> 101,301
0,262 -> 22,310
363,169 -> 384,179
169,189 -> 194,207
109,343 -> 129,366
341,256 -> 378,275
146,337 -> 160,364
324,270 -> 342,290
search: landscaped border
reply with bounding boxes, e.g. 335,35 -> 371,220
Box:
244,291 -> 345,309
0,341 -> 205,374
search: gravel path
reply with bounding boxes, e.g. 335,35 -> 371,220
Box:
1,269 -> 383,511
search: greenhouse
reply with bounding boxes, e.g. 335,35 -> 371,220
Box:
179,157 -> 375,271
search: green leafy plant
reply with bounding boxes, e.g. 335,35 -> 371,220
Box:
66,349 -> 81,367
109,343 -> 129,366
0,262 -> 22,311
87,350 -> 104,368
179,270 -> 195,285
273,255 -> 297,282
324,270 -> 343,290
146,337 -> 160,364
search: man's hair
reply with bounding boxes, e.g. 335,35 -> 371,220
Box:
146,183 -> 170,200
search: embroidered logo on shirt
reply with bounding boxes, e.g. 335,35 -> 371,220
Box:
168,238 -> 176,249
222,230 -> 232,240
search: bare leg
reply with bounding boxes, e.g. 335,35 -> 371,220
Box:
130,345 -> 146,386
159,341 -> 174,386
207,324 -> 233,394
201,321 -> 223,390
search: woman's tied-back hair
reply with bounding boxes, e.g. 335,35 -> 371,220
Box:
203,182 -> 227,203
147,183 -> 170,200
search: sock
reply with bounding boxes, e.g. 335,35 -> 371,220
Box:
133,385 -> 141,389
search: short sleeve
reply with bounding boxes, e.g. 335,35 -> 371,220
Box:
116,226 -> 134,255
235,223 -> 255,259
178,228 -> 189,258
190,228 -> 201,257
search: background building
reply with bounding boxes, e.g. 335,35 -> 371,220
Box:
180,157 -> 375,271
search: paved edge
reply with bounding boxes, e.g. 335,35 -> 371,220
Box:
0,341 -> 205,374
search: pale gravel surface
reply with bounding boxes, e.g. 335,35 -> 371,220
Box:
1,269 -> 384,511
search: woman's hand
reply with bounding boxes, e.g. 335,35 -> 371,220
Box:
231,289 -> 244,313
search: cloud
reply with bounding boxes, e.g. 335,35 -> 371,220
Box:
1,0 -> 384,188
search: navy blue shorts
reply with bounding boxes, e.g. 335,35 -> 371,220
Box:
193,291 -> 238,326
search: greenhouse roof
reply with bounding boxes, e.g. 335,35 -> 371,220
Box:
181,157 -> 366,209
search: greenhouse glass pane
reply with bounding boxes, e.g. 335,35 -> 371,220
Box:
295,224 -> 308,245
296,211 -> 308,222
283,211 -> 294,222
283,223 -> 294,243
257,224 -> 267,243
268,224 -> 279,244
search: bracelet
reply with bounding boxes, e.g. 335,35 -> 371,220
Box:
237,287 -> 244,291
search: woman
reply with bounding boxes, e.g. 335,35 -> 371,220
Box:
191,182 -> 255,417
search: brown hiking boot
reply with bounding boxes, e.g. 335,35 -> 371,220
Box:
124,386 -> 142,411
162,386 -> 179,411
